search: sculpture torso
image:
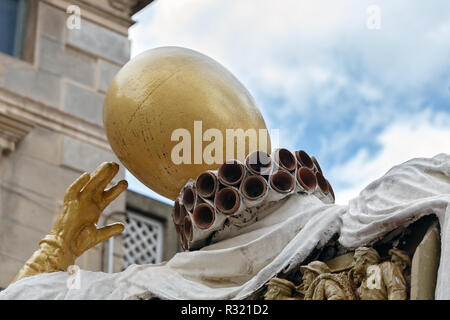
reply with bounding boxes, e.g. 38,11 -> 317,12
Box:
357,262 -> 407,300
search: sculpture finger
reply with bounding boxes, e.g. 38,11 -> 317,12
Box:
95,223 -> 125,245
94,163 -> 120,199
64,172 -> 90,201
101,180 -> 128,209
81,162 -> 118,198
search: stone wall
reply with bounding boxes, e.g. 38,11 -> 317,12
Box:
1,2 -> 129,121
0,0 -> 150,288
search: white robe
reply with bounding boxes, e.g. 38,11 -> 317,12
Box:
1,154 -> 449,300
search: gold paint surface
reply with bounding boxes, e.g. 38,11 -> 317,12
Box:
103,47 -> 270,200
12,162 -> 127,283
325,252 -> 354,273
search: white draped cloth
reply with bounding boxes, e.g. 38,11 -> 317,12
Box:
1,154 -> 449,300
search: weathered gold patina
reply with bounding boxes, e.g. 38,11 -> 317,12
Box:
350,247 -> 408,300
264,277 -> 300,300
12,162 -> 127,283
264,247 -> 411,300
305,273 -> 356,300
300,261 -> 354,300
103,47 -> 271,200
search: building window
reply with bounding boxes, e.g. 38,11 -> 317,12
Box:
0,0 -> 28,58
122,212 -> 164,270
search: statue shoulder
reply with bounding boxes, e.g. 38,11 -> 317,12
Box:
379,261 -> 403,277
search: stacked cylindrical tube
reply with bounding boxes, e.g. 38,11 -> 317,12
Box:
172,148 -> 335,250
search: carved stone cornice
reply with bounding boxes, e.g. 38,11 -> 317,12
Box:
0,113 -> 34,156
108,0 -> 139,14
41,0 -> 139,35
0,85 -> 111,152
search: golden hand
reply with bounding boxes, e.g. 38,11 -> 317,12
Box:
51,162 -> 127,258
12,162 -> 128,283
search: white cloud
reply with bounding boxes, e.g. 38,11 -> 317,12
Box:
131,0 -> 450,90
330,110 -> 450,204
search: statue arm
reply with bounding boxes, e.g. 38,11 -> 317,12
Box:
383,263 -> 408,300
324,281 -> 347,300
11,162 -> 127,284
12,236 -> 74,282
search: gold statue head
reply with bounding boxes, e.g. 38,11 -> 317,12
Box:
264,277 -> 296,300
389,249 -> 411,272
353,247 -> 380,280
300,261 -> 331,288
300,260 -> 331,275
103,47 -> 271,200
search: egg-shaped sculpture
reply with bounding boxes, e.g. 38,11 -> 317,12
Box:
103,47 -> 270,200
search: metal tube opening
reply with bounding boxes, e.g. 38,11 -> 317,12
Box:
246,151 -> 272,175
242,175 -> 267,200
296,167 -> 317,191
216,187 -> 240,215
270,170 -> 295,193
274,148 -> 297,172
173,199 -> 187,225
195,171 -> 217,198
218,161 -> 245,186
295,150 -> 314,169
316,171 -> 329,194
182,186 -> 195,211
193,203 -> 215,229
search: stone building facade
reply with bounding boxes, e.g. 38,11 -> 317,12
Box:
0,0 -> 178,288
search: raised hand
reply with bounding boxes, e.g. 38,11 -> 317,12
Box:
12,162 -> 128,283
51,162 -> 128,258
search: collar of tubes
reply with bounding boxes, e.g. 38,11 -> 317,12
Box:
172,148 -> 335,251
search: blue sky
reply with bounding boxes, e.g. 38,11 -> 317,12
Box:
126,0 -> 450,205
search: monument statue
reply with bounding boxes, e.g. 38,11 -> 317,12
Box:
352,247 -> 407,300
302,261 -> 355,300
264,278 -> 299,300
389,249 -> 411,290
0,47 -> 449,300
263,246 -> 412,300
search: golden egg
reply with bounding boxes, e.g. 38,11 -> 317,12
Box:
103,47 -> 270,200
